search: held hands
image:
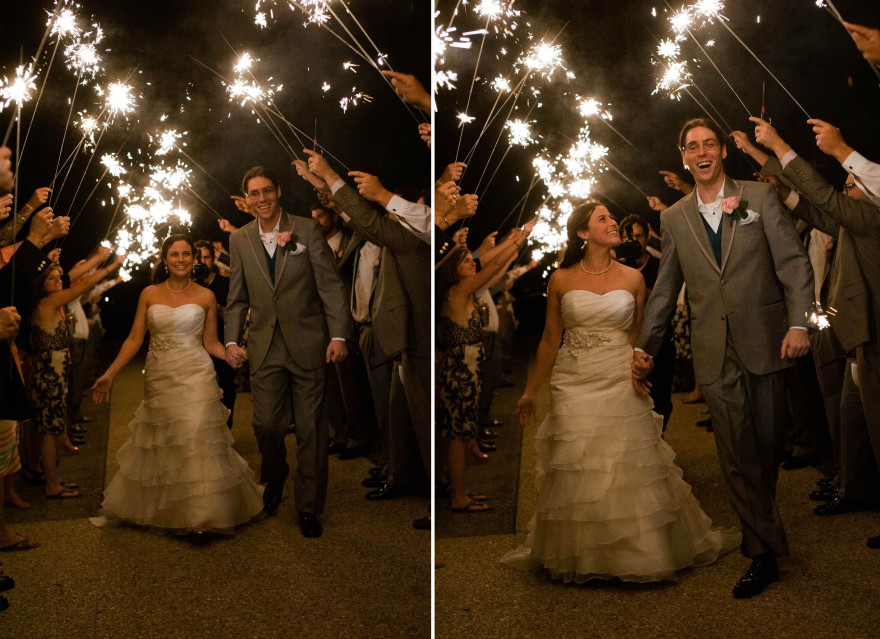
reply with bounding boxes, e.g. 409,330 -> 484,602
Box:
631,351 -> 654,395
0,306 -> 21,341
780,328 -> 811,360
326,339 -> 348,363
225,343 -> 248,370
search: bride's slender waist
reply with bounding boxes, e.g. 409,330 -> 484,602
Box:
148,334 -> 204,356
560,328 -> 630,357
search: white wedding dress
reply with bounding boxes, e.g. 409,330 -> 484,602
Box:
91,304 -> 263,534
502,290 -> 740,583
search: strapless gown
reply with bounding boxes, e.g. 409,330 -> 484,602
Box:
91,304 -> 263,534
502,290 -> 740,583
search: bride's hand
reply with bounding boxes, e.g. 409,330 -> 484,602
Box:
514,395 -> 536,426
631,374 -> 653,396
91,374 -> 113,405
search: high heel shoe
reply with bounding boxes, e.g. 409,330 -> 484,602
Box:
58,435 -> 80,455
467,447 -> 489,463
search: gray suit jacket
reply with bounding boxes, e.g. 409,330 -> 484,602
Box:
225,210 -> 350,371
637,177 -> 814,385
777,155 -> 880,352
332,184 -> 430,360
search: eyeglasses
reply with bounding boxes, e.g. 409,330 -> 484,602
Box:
843,182 -> 857,193
245,186 -> 277,201
682,139 -> 720,153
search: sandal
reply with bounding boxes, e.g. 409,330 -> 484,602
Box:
46,489 -> 81,499
451,499 -> 493,513
59,481 -> 80,489
0,537 -> 40,552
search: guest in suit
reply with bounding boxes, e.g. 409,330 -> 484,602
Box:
744,118 -> 880,535
634,118 -> 814,598
224,166 -> 350,538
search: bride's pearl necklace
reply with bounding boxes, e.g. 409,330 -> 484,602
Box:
580,258 -> 613,275
165,279 -> 191,293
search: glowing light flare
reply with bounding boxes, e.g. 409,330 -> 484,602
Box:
98,81 -> 137,118
653,60 -> 691,98
151,129 -> 184,156
49,7 -> 81,39
65,40 -> 102,78
0,65 -> 38,111
520,41 -> 569,79
339,89 -> 374,113
491,75 -> 511,93
234,53 -> 254,74
456,112 -> 476,127
436,70 -> 458,91
657,39 -> 681,60
670,9 -> 693,34
100,154 -> 125,177
506,119 -> 535,147
691,0 -> 725,21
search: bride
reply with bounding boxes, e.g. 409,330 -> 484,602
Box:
503,202 -> 739,583
91,235 -> 263,534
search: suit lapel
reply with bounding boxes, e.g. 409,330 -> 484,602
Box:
247,219 -> 276,290
719,177 -> 740,274
275,211 -> 295,286
679,189 -> 722,275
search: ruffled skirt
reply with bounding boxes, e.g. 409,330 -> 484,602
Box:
91,346 -> 263,534
502,344 -> 740,582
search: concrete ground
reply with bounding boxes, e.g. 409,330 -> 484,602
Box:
436,375 -> 880,639
3,357 -> 431,638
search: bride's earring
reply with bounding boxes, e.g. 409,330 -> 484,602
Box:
582,238 -> 588,249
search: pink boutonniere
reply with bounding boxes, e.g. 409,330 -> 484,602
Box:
720,195 -> 749,220
276,231 -> 295,249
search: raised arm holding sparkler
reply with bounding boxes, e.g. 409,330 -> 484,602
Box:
380,70 -> 430,112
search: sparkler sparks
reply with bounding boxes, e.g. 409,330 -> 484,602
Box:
49,6 -> 82,39
653,60 -> 691,98
506,119 -> 535,147
491,75 -> 512,93
100,154 -> 125,177
657,38 -> 681,60
99,81 -> 138,118
457,112 -> 476,127
151,129 -> 184,156
520,41 -> 569,79
0,64 -> 38,111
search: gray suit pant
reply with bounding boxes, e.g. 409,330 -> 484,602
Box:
250,323 -> 328,514
702,334 -> 789,558
856,344 -> 880,470
839,358 -> 880,501
402,352 -> 431,479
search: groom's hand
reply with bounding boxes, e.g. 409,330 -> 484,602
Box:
326,340 -> 348,363
226,344 -> 248,369
631,351 -> 654,396
780,328 -> 811,360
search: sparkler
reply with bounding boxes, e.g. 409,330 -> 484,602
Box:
0,65 -> 38,112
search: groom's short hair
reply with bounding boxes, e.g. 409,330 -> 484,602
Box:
241,166 -> 279,194
677,118 -> 727,152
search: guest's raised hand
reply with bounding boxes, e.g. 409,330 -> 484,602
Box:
326,339 -> 348,363
348,171 -> 393,205
315,188 -> 336,210
646,196 -> 668,212
438,162 -> 466,184
212,241 -> 228,256
659,170 -> 692,194
292,159 -> 328,190
807,119 -> 850,160
0,306 -> 21,341
452,227 -> 468,247
218,219 -> 238,233
381,70 -> 431,111
844,22 -> 880,65
0,193 -> 12,220
522,217 -> 538,235
230,195 -> 255,218
418,123 -> 431,147
453,193 -> 478,221
748,116 -> 786,153
46,214 -> 71,242
304,149 -> 340,184
514,393 -> 536,426
477,231 -> 497,255
26,207 -> 55,246
753,172 -> 791,201
46,248 -> 62,263
26,187 -> 51,211
435,181 -> 459,216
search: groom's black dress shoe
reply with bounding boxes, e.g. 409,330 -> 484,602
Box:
298,512 -> 322,538
813,497 -> 868,516
0,595 -> 8,611
0,575 -> 14,592
365,483 -> 412,500
732,555 -> 778,599
262,480 -> 284,514
809,487 -> 837,502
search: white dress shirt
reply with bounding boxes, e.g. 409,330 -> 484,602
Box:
259,222 -> 280,258
696,188 -> 725,233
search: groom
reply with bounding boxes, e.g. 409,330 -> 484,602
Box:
634,119 -> 813,598
225,166 -> 350,538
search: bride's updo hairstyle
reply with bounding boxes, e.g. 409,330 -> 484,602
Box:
558,201 -> 601,269
152,234 -> 196,284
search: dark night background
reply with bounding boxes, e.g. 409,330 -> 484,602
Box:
436,0 -> 880,323
0,0 -> 430,337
